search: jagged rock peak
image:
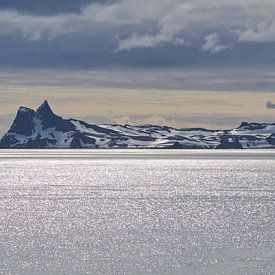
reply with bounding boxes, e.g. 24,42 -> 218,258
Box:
1,100 -> 275,149
9,106 -> 35,136
15,106 -> 35,120
36,100 -> 54,118
18,106 -> 35,114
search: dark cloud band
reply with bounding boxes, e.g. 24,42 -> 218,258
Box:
0,0 -> 114,14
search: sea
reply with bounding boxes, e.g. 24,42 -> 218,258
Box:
0,149 -> 274,275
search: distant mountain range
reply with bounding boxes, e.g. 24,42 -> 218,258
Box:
0,100 -> 275,149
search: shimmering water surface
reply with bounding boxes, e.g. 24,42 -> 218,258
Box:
0,149 -> 274,275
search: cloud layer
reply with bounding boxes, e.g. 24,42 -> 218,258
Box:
0,0 -> 275,68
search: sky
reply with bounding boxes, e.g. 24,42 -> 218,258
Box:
0,0 -> 275,135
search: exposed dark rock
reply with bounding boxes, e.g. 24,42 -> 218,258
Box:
0,101 -> 275,149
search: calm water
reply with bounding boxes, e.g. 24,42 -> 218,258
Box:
0,150 -> 274,275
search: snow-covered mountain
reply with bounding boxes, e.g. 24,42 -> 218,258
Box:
1,100 -> 275,149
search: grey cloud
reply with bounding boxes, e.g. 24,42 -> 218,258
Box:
0,0 -> 275,68
201,33 -> 230,54
1,0 -> 275,44
0,10 -> 78,41
0,0 -> 113,15
239,20 -> 275,42
93,0 -> 275,52
1,68 -> 275,92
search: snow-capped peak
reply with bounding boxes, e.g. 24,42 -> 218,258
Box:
36,100 -> 55,119
0,100 -> 275,149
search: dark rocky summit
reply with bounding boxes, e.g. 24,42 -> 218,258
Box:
1,100 -> 275,149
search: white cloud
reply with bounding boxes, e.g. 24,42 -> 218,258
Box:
201,33 -> 229,54
116,33 -> 185,51
0,0 -> 275,49
0,10 -> 78,41
110,114 -> 177,127
112,116 -> 133,125
143,114 -> 176,126
239,20 -> 275,42
85,0 -> 275,51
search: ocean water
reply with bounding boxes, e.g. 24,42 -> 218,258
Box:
0,149 -> 274,275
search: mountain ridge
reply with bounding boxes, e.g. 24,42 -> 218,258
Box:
0,100 -> 275,149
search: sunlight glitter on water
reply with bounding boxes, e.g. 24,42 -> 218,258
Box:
0,150 -> 274,274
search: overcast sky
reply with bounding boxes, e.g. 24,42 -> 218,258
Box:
0,0 -> 275,69
0,0 -> 275,134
